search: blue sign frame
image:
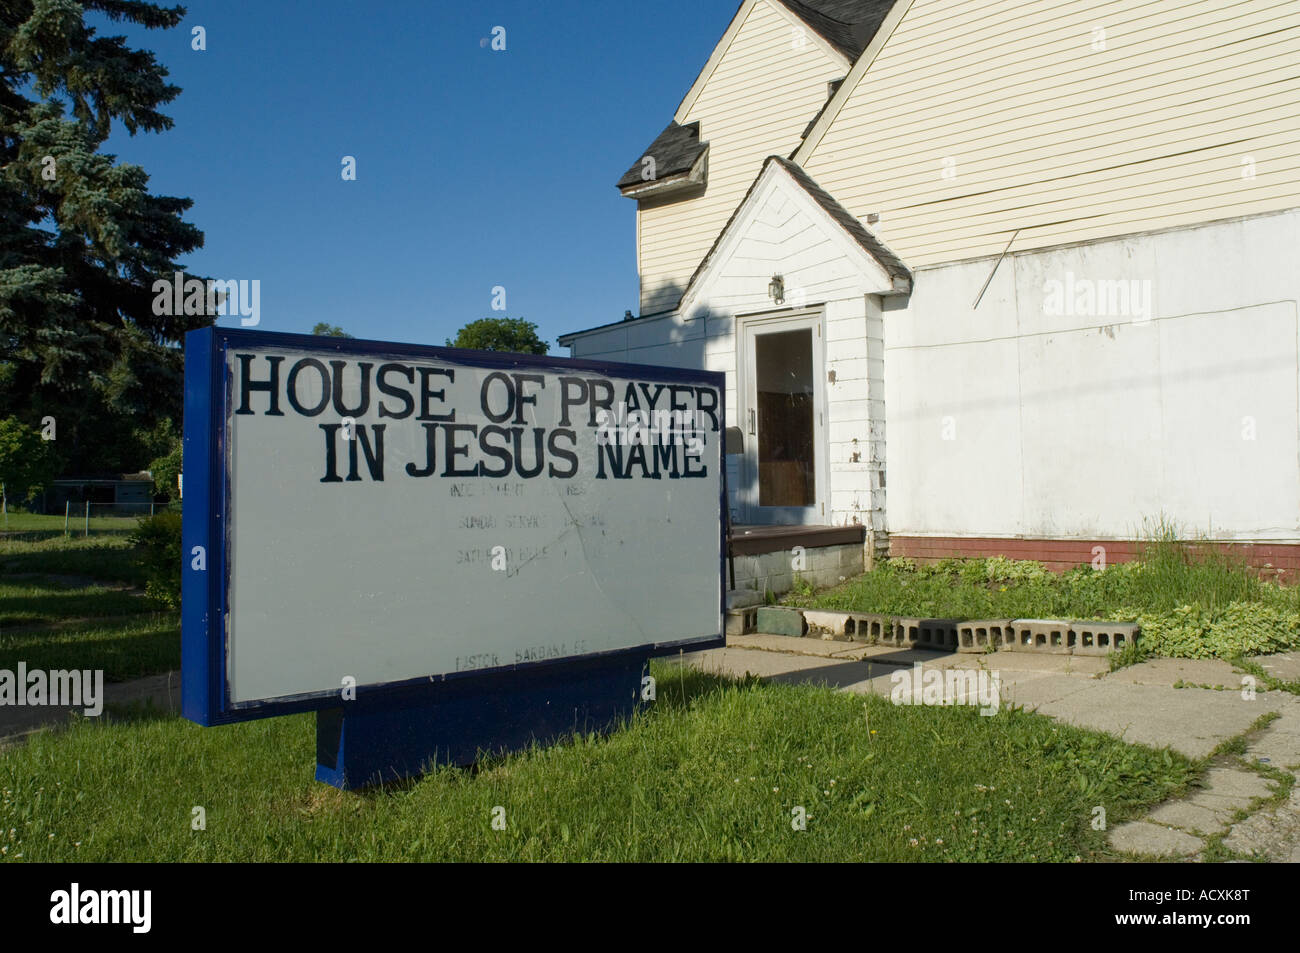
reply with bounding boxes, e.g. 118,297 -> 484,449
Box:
181,327 -> 727,727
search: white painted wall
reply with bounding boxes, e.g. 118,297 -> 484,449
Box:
885,208 -> 1300,542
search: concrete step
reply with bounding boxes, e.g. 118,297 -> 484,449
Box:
726,589 -> 764,610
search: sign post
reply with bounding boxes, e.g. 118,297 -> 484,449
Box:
182,328 -> 725,789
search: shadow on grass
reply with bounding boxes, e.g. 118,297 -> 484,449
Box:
350,667 -> 757,798
0,624 -> 180,683
0,529 -> 136,544
0,547 -> 145,587
98,697 -> 179,727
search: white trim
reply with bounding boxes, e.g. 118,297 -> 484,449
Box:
678,159 -> 897,317
737,307 -> 829,523
793,0 -> 915,162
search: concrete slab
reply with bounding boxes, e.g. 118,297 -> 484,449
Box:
1221,787 -> 1300,861
754,606 -> 805,638
1105,658 -> 1247,689
1190,767 -> 1276,807
1244,708 -> 1300,768
1248,651 -> 1300,684
726,589 -> 763,610
984,653 -> 1109,676
1109,820 -> 1202,857
1026,682 -> 1291,759
1145,800 -> 1232,834
728,633 -> 846,658
676,647 -> 903,696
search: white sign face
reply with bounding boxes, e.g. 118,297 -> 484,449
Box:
222,343 -> 724,705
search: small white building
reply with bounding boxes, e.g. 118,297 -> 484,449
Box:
561,0 -> 1300,584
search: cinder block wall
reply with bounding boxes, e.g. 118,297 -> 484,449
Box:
731,542 -> 864,596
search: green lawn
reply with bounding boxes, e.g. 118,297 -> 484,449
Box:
0,665 -> 1194,862
0,614 -> 179,682
0,535 -> 145,586
0,536 -> 177,680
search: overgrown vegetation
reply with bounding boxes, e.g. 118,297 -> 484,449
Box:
128,511 -> 182,607
0,665 -> 1194,862
787,530 -> 1300,661
0,533 -> 178,680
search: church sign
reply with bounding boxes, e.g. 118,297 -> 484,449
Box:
181,327 -> 725,787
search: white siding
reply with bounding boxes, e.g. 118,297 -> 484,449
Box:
637,0 -> 846,313
802,0 -> 1300,266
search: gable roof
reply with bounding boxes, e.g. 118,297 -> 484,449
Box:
677,155 -> 911,309
616,121 -> 707,193
794,0 -> 915,161
771,156 -> 911,283
564,154 -> 911,343
775,0 -> 898,62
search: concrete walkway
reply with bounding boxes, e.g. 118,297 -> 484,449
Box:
671,636 -> 1300,862
0,670 -> 180,749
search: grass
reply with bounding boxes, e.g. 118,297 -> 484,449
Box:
0,535 -> 144,586
0,580 -> 150,627
785,529 -> 1300,660
787,552 -> 1298,621
0,664 -> 1195,862
0,511 -> 148,534
0,614 -> 179,682
0,535 -> 177,680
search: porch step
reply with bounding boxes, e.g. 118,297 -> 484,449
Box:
727,589 -> 764,610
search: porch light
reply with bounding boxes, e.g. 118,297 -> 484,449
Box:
768,274 -> 785,304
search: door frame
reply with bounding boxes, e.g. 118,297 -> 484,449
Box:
736,307 -> 828,525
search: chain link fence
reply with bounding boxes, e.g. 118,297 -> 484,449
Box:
0,500 -> 181,540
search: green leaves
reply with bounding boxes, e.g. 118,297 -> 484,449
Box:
0,415 -> 58,502
446,317 -> 549,355
2,0 -> 201,473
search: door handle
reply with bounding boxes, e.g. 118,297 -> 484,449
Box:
748,408 -> 755,435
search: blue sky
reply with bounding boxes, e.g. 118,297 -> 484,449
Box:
98,0 -> 737,350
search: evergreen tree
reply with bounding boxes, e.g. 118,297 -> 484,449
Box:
0,1 -> 209,474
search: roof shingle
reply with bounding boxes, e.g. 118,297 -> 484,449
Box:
616,121 -> 707,192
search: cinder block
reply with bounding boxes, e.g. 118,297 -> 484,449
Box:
958,620 -> 1015,653
849,613 -> 892,645
803,610 -> 854,641
1010,619 -> 1073,655
917,619 -> 959,651
892,617 -> 922,649
1070,620 -> 1141,656
892,618 -> 958,652
755,606 -> 806,638
725,607 -> 757,637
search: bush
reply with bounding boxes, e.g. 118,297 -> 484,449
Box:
129,511 -> 182,607
148,437 -> 182,502
984,556 -> 1052,585
1120,602 -> 1300,659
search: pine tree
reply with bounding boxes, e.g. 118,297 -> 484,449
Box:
0,1 -> 208,475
